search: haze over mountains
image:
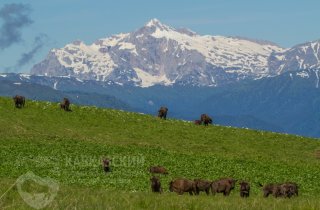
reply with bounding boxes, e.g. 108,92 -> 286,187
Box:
1,19 -> 320,137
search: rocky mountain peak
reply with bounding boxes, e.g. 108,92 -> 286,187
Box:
30,19 -> 319,87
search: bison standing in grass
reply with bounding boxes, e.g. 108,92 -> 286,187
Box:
150,176 -> 162,193
169,178 -> 196,195
259,183 -> 282,198
149,166 -> 168,175
102,158 -> 112,173
280,182 -> 298,198
60,98 -> 71,111
13,95 -> 25,108
239,181 -> 250,198
211,178 -> 237,196
158,107 -> 168,120
259,182 -> 298,198
200,114 -> 212,126
194,179 -> 212,195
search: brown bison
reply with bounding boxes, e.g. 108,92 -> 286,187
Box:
239,181 -> 250,198
211,178 -> 237,196
13,95 -> 25,108
280,182 -> 298,198
150,176 -> 162,193
200,114 -> 212,126
259,183 -> 282,198
149,166 -> 168,175
102,158 -> 111,173
169,178 -> 196,195
60,98 -> 71,111
158,107 -> 168,120
194,179 -> 212,195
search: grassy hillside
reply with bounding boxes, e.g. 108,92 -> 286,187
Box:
0,97 -> 320,209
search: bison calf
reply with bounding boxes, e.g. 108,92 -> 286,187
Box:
149,166 -> 168,175
169,178 -> 196,195
150,176 -> 162,193
239,181 -> 250,198
211,178 -> 237,196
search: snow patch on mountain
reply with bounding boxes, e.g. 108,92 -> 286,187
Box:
133,67 -> 173,87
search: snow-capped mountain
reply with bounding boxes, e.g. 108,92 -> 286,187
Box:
31,19 -> 320,87
268,40 -> 320,75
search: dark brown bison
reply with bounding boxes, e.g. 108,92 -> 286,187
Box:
13,95 -> 25,108
194,179 -> 212,195
158,107 -> 168,120
60,98 -> 71,111
149,166 -> 168,175
150,176 -> 162,193
194,120 -> 202,125
239,181 -> 250,198
169,178 -> 196,195
211,178 -> 237,196
200,114 -> 212,126
259,183 -> 282,198
102,158 -> 111,173
280,182 -> 298,198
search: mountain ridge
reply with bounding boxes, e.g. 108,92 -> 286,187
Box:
30,19 -> 320,87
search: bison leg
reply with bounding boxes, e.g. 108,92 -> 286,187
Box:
224,186 -> 232,196
211,187 -> 216,195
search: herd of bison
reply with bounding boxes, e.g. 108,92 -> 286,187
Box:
13,95 -> 298,198
103,160 -> 298,198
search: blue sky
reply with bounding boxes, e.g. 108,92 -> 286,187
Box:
0,0 -> 319,73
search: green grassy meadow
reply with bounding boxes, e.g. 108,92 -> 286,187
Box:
0,97 -> 320,209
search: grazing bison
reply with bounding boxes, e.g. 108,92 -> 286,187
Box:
194,179 -> 212,195
200,114 -> 212,126
194,120 -> 202,125
239,181 -> 250,198
60,98 -> 71,111
150,176 -> 162,193
280,182 -> 298,198
158,107 -> 168,120
211,178 -> 237,196
102,158 -> 111,173
259,183 -> 282,198
169,178 -> 196,195
149,166 -> 168,175
13,95 -> 25,108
